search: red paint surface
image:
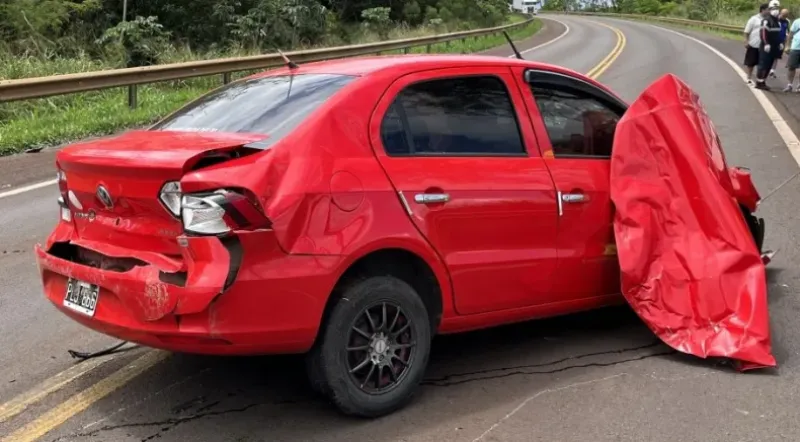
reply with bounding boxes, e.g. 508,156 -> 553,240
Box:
35,57 -> 773,368
368,66 -> 560,315
610,74 -> 775,369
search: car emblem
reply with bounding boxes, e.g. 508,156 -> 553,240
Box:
96,185 -> 113,209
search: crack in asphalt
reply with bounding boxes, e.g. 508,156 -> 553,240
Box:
759,171 -> 800,204
48,342 -> 675,441
423,341 -> 665,384
49,399 -> 309,442
423,341 -> 676,387
423,350 -> 676,387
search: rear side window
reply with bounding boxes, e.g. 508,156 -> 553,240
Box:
153,73 -> 355,149
381,75 -> 526,156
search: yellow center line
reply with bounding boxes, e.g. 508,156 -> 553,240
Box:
0,355 -> 115,424
586,22 -> 626,80
2,351 -> 169,442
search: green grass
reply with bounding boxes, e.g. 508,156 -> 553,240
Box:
575,12 -> 743,41
0,17 -> 541,156
642,17 -> 742,40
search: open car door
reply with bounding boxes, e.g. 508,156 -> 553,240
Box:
610,74 -> 776,370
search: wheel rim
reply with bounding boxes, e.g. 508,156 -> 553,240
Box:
346,301 -> 417,394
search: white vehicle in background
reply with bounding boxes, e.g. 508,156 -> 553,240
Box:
512,0 -> 540,14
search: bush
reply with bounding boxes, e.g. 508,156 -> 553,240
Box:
96,16 -> 171,68
361,7 -> 393,40
403,1 -> 423,26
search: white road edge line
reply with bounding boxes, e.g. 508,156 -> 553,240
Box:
0,19 -> 570,201
646,22 -> 800,168
0,179 -> 57,200
471,373 -> 628,442
513,17 -> 571,57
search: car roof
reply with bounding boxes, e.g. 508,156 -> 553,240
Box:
244,54 -> 624,106
249,54 -> 583,80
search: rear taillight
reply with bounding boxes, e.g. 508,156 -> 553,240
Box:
181,189 -> 271,236
56,167 -> 72,222
57,196 -> 72,222
158,181 -> 182,216
57,170 -> 67,193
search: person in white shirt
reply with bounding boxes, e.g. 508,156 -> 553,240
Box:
744,3 -> 770,84
782,14 -> 800,91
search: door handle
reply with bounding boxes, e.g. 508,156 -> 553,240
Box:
414,193 -> 450,204
561,193 -> 588,203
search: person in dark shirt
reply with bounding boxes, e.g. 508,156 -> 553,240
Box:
745,4 -> 770,84
770,8 -> 791,78
756,0 -> 784,90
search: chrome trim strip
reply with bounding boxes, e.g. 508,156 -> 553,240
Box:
397,191 -> 413,216
557,191 -> 563,216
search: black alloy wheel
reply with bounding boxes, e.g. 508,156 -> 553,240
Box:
346,301 -> 417,394
307,276 -> 432,418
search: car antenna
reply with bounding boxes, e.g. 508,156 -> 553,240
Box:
502,31 -> 523,60
277,49 -> 299,70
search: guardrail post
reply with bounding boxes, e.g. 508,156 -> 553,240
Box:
127,85 -> 137,109
223,73 -> 231,84
426,44 -> 431,53
403,47 -> 409,54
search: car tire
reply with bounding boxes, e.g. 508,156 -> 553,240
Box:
305,347 -> 331,397
309,276 -> 432,418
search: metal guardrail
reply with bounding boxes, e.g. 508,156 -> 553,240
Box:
560,11 -> 741,33
0,18 -> 534,106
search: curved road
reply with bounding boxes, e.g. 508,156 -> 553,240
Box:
2,14 -> 799,441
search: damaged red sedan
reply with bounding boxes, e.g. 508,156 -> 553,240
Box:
36,54 -> 772,417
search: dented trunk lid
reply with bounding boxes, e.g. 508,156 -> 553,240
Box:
57,130 -> 267,255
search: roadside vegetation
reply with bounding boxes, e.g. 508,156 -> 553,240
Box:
0,0 -> 539,156
543,0 -> 780,25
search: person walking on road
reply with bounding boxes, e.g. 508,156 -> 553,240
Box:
745,3 -> 769,84
783,13 -> 800,91
770,8 -> 791,77
755,0 -> 784,90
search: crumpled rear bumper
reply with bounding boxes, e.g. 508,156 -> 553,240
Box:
36,225 -> 230,322
36,222 -> 342,355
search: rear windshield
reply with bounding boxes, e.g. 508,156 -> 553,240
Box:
152,73 -> 356,149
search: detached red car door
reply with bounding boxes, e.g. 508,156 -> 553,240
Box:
369,67 -> 560,315
515,68 -> 629,302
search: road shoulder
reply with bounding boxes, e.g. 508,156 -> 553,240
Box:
614,21 -> 800,145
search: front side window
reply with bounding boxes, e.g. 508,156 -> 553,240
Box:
153,73 -> 355,149
531,85 -> 620,158
380,75 -> 526,156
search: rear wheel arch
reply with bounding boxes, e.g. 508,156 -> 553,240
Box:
321,247 -> 446,340
306,247 -> 444,413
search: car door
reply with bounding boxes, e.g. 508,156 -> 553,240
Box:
369,66 -> 560,315
516,68 -> 628,300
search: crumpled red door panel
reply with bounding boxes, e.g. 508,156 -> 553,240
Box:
610,73 -> 776,370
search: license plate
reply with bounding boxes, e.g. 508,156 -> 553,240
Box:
63,279 -> 100,317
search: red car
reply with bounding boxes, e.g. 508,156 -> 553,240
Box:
35,54 -> 768,417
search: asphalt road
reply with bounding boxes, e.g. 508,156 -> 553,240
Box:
2,15 -> 799,442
